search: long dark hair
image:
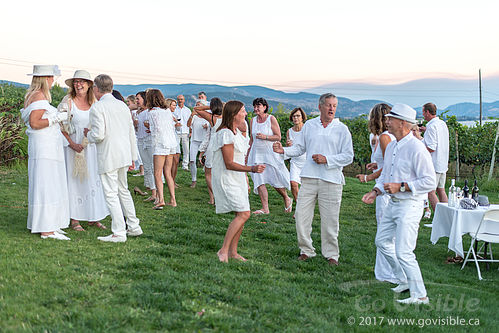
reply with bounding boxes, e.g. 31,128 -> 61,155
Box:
218,100 -> 244,132
210,97 -> 223,124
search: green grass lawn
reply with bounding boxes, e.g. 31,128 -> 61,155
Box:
0,166 -> 498,332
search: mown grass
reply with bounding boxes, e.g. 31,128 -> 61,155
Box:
0,165 -> 498,332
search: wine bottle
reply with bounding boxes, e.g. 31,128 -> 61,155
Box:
462,179 -> 470,199
448,179 -> 456,207
471,179 -> 479,201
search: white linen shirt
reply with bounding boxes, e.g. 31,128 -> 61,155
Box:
375,132 -> 436,201
174,105 -> 192,134
283,117 -> 354,185
422,117 -> 449,173
191,115 -> 209,142
136,109 -> 150,140
87,93 -> 138,174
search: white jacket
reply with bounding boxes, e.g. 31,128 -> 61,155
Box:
87,93 -> 138,174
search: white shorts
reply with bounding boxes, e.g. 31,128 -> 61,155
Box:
153,146 -> 176,156
435,172 -> 446,189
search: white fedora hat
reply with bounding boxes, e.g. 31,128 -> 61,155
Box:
65,70 -> 93,87
385,103 -> 417,124
27,65 -> 61,76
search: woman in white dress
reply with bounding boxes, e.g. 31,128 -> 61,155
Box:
213,101 -> 265,262
20,65 -> 70,240
356,103 -> 397,283
194,97 -> 224,205
126,95 -> 145,179
247,97 -> 292,215
59,70 -> 109,231
285,107 -> 307,203
187,100 -> 210,188
147,90 -> 179,209
135,91 -> 157,202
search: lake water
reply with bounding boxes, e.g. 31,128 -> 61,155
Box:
458,119 -> 498,127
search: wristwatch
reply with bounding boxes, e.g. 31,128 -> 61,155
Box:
400,182 -> 406,192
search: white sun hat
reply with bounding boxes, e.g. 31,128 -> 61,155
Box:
385,103 -> 417,124
65,70 -> 93,87
27,65 -> 61,76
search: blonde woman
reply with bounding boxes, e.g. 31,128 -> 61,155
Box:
20,65 -> 70,240
60,70 -> 109,231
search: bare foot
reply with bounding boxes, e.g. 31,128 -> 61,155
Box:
217,250 -> 228,263
166,201 -> 177,207
174,183 -> 180,188
208,199 -> 215,205
284,197 -> 293,213
252,209 -> 269,215
229,253 -> 247,261
190,181 -> 197,188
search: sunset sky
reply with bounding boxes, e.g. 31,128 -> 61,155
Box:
2,0 -> 499,95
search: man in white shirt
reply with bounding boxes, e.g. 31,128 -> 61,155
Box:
84,74 -> 143,242
187,100 -> 210,188
175,95 -> 191,170
273,93 -> 353,266
362,103 -> 436,305
421,102 -> 449,210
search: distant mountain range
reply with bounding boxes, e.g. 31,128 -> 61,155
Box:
3,80 -> 498,120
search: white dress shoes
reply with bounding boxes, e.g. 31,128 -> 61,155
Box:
97,234 -> 126,243
391,283 -> 409,293
127,227 -> 143,237
41,233 -> 71,240
397,297 -> 429,305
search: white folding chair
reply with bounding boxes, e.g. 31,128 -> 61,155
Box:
461,208 -> 499,280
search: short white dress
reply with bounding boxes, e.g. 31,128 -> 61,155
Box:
247,116 -> 290,193
20,100 -> 70,233
212,128 -> 250,213
287,127 -> 306,184
149,107 -> 177,156
63,101 -> 109,221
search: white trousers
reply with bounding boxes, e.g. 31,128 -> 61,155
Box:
100,167 -> 140,237
295,177 -> 342,260
180,133 -> 190,169
375,198 -> 427,299
374,194 -> 397,283
189,140 -> 202,181
137,139 -> 155,190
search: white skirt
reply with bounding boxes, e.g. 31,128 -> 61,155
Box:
64,144 -> 109,221
27,158 -> 70,233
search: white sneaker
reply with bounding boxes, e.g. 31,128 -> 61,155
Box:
391,283 -> 409,293
397,297 -> 429,305
127,227 -> 143,237
41,233 -> 71,240
97,234 -> 126,243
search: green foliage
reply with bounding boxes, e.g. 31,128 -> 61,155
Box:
0,83 -> 25,116
50,83 -> 66,107
342,115 -> 371,170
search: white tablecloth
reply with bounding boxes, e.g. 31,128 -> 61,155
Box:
430,203 -> 499,257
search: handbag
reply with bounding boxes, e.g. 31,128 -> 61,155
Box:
58,96 -> 76,135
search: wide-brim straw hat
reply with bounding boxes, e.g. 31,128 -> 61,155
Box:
385,103 -> 417,124
27,65 -> 61,76
65,70 -> 93,87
